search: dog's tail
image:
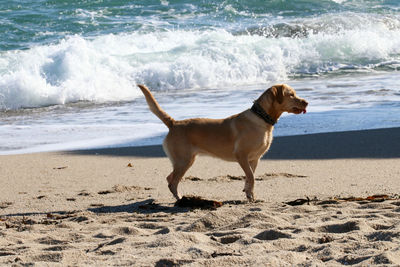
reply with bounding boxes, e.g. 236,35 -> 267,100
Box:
137,84 -> 175,128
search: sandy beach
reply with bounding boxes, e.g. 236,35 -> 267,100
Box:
1,127 -> 400,266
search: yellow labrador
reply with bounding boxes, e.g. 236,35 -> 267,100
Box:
138,84 -> 308,202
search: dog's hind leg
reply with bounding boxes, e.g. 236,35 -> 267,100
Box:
166,155 -> 195,200
250,159 -> 259,173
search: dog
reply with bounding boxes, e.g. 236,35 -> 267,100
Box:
138,84 -> 308,202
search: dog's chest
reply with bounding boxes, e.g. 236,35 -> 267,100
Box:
250,132 -> 273,160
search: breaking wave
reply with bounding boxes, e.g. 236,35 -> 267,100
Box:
1,12 -> 400,110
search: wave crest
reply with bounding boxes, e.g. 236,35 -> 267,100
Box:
1,20 -> 400,110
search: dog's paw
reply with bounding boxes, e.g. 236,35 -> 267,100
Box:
247,197 -> 255,203
168,184 -> 181,200
243,186 -> 255,202
245,191 -> 255,203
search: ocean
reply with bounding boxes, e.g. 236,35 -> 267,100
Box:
0,0 -> 399,154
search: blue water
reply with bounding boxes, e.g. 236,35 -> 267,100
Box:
0,0 -> 399,154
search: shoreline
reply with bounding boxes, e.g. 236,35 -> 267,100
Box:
1,103 -> 399,156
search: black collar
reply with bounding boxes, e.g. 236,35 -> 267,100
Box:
250,102 -> 276,125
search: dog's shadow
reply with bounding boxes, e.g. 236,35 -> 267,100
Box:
1,199 -> 188,218
1,198 -> 248,219
89,197 -> 246,214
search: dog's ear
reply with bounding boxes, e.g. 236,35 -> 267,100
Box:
270,85 -> 283,104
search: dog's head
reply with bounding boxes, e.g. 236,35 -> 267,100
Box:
268,84 -> 308,114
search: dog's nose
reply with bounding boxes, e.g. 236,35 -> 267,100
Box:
302,99 -> 308,106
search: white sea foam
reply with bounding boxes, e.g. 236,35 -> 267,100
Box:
0,36 -> 140,110
1,13 -> 400,110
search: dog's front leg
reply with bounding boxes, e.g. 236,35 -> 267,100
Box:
236,154 -> 255,202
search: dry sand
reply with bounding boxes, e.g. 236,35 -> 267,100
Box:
1,128 -> 400,266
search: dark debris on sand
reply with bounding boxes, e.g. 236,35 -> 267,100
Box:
285,194 -> 398,206
175,196 -> 223,210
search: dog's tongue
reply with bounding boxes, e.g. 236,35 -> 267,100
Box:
303,109 -> 307,114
